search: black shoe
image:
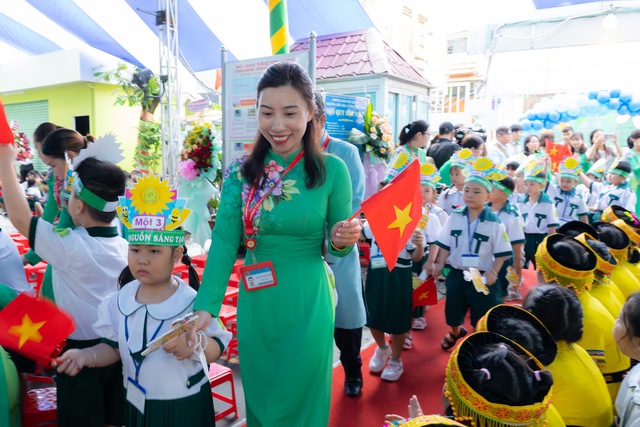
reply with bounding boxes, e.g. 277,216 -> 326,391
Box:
344,377 -> 363,397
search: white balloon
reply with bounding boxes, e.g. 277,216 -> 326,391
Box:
616,114 -> 630,124
633,116 -> 640,128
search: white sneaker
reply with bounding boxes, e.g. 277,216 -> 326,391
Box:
381,359 -> 404,381
369,345 -> 392,373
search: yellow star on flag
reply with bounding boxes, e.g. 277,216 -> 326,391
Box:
549,147 -> 558,156
387,202 -> 413,237
9,314 -> 45,348
552,162 -> 558,170
419,291 -> 429,300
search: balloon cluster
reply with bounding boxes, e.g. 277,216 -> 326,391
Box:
519,90 -> 640,131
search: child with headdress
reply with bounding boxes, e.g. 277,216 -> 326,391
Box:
556,221 -> 625,317
0,135 -> 128,426
409,163 -> 443,333
600,206 -> 640,284
582,160 -> 637,221
517,160 -> 559,282
523,284 -> 614,427
439,148 -> 474,216
535,233 -> 630,402
443,331 -> 555,427
594,221 -> 640,298
428,158 -> 513,350
614,291 -> 640,426
487,176 -> 525,301
551,158 -> 589,226
56,174 -> 231,426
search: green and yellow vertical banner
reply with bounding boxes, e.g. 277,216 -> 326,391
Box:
269,0 -> 289,54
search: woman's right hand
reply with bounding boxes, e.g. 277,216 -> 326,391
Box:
186,310 -> 212,346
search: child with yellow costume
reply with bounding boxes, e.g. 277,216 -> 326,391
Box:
593,221 -> 640,298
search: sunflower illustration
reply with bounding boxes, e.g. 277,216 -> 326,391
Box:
473,157 -> 493,172
563,157 -> 579,170
420,163 -> 436,176
392,151 -> 410,169
129,174 -> 175,215
458,148 -> 472,159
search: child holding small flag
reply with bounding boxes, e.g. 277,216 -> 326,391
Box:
0,129 -> 128,427
428,158 -> 513,350
56,174 -> 231,427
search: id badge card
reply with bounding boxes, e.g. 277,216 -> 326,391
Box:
240,261 -> 278,292
461,254 -> 480,269
370,254 -> 387,270
127,377 -> 146,415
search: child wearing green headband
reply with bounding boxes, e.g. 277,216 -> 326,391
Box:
0,140 -> 129,427
517,163 -> 559,283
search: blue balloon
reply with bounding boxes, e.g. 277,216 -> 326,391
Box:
588,90 -> 598,100
559,112 -> 570,123
597,90 -> 611,104
598,104 -> 609,115
547,110 -> 560,122
536,109 -> 548,121
629,100 -> 640,112
543,120 -> 555,129
620,91 -> 633,104
526,109 -> 537,120
618,105 -> 630,115
576,94 -> 589,107
567,106 -> 580,117
587,99 -> 600,114
580,106 -> 590,117
520,119 -> 532,131
532,120 -> 544,130
608,98 -> 621,110
610,88 -> 621,98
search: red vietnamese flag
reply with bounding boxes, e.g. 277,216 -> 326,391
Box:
0,97 -> 13,145
0,293 -> 75,363
545,141 -> 572,172
361,159 -> 422,270
413,276 -> 438,308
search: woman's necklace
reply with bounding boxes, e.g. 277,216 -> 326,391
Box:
137,279 -> 177,304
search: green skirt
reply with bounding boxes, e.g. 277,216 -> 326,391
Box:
365,263 -> 413,334
125,382 -> 215,427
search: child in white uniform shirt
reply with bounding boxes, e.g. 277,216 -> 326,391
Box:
517,163 -> 559,283
0,140 -> 128,427
551,158 -> 589,226
428,158 -> 513,350
583,160 -> 637,222
56,174 -> 231,427
440,149 -> 474,215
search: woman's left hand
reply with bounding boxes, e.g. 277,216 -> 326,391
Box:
163,333 -> 195,360
330,218 -> 362,249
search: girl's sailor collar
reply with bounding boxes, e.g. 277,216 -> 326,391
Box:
117,278 -> 195,320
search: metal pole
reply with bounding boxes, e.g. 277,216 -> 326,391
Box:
220,46 -> 228,172
308,31 -> 317,89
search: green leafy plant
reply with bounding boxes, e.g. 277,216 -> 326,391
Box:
135,121 -> 162,172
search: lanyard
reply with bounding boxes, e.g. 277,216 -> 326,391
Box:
321,134 -> 330,151
125,313 -> 164,382
243,149 -> 305,238
408,145 -> 419,160
467,215 -> 480,253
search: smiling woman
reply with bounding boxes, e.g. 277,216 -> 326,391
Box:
190,61 -> 363,426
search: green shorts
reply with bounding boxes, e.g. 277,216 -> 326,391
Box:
444,267 -> 502,327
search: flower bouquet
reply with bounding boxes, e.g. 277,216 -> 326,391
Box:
12,121 -> 32,163
348,103 -> 394,198
177,122 -> 222,247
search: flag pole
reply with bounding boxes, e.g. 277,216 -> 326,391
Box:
269,0 -> 289,54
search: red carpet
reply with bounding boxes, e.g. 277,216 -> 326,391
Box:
329,267 -> 539,425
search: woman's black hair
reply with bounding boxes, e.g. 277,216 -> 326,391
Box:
547,235 -> 596,270
398,120 -> 429,146
556,220 -> 598,239
41,128 -> 95,159
570,132 -> 587,154
73,157 -> 126,223
33,122 -> 60,145
628,129 -> 640,149
621,292 -> 640,341
241,61 -> 325,189
492,318 -> 545,361
593,222 -> 630,250
461,342 -> 553,406
523,134 -> 539,155
461,135 -> 484,150
118,245 -> 199,291
523,284 -> 584,343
